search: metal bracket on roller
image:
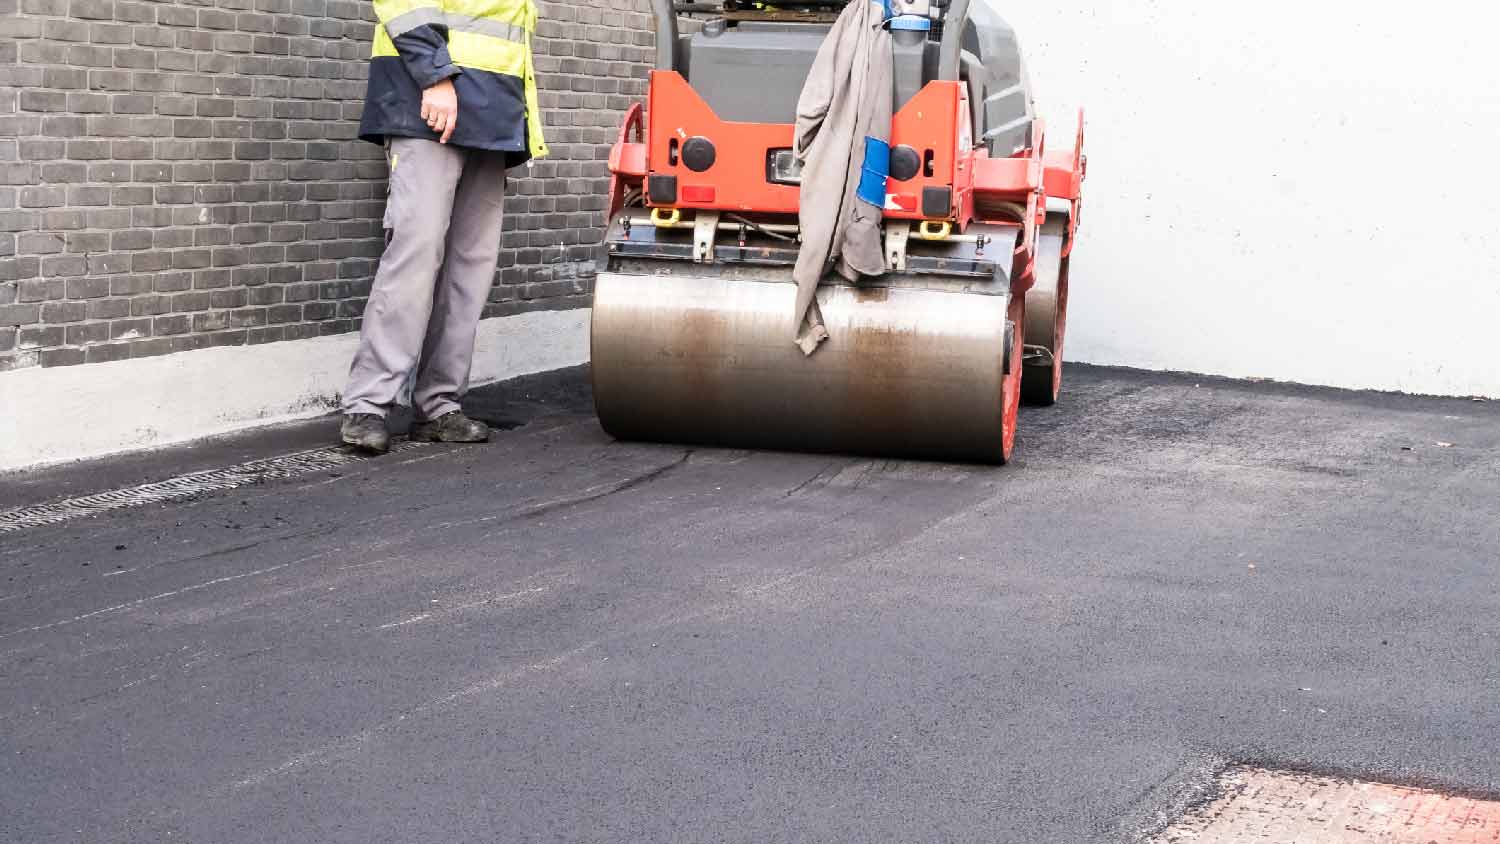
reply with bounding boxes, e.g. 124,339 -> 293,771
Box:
884,223 -> 911,271
693,211 -> 720,263
1023,344 -> 1055,368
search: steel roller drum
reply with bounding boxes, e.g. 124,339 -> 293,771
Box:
591,264 -> 1016,463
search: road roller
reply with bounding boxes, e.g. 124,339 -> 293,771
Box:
592,0 -> 1086,463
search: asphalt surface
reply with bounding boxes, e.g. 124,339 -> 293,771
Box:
2,365 -> 1497,843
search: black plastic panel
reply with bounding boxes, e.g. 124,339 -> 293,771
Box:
647,174 -> 678,204
921,186 -> 952,218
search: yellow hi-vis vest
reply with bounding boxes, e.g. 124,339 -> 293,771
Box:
371,0 -> 548,159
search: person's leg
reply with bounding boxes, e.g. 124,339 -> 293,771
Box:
341,138 -> 466,426
410,147 -> 508,429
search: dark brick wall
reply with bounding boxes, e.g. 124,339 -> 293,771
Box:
0,0 -> 652,371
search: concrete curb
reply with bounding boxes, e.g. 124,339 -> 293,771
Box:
0,308 -> 591,473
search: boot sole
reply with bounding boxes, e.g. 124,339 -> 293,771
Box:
341,436 -> 391,454
409,432 -> 489,444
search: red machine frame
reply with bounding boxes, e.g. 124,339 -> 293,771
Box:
608,70 -> 1086,294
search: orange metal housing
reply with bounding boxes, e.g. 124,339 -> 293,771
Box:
644,71 -> 798,214
630,71 -> 980,222
607,69 -> 1086,274
886,79 -> 967,221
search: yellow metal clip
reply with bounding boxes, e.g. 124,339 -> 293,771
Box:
650,207 -> 682,228
917,220 -> 952,241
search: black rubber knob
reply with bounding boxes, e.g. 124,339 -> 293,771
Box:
890,144 -> 921,181
682,137 -> 717,172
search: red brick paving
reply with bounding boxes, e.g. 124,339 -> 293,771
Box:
1158,768 -> 1500,843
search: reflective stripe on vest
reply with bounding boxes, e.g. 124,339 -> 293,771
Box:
377,10 -> 528,44
372,25 -> 526,76
383,6 -> 445,38
373,0 -> 442,37
443,14 -> 525,42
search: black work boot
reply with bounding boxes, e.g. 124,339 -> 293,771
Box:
340,413 -> 391,454
410,410 -> 490,444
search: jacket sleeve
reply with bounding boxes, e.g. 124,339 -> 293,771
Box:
374,0 -> 461,89
792,9 -> 864,161
793,10 -> 846,160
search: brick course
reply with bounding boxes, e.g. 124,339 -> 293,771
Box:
0,0 -> 653,372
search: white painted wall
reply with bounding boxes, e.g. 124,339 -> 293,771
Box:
1006,2 -> 1500,397
0,309 -> 590,472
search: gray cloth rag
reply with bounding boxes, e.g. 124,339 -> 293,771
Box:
791,0 -> 893,355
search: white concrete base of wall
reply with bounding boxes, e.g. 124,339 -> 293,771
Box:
1002,2 -> 1500,400
0,308 -> 591,473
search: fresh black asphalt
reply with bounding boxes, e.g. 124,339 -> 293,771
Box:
2,365 -> 1497,843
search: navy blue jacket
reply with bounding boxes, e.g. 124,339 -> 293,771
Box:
358,2 -> 546,167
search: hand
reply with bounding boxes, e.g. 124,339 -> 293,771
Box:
421,79 -> 458,144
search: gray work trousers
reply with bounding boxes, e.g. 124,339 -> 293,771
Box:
342,136 -> 507,419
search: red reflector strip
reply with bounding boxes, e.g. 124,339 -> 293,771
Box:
890,194 -> 918,211
680,185 -> 716,203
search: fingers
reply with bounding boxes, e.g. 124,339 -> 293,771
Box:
427,107 -> 456,143
429,104 -> 455,144
420,85 -> 457,143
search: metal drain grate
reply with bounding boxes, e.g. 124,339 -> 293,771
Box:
1157,767 -> 1500,843
0,442 -> 426,535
